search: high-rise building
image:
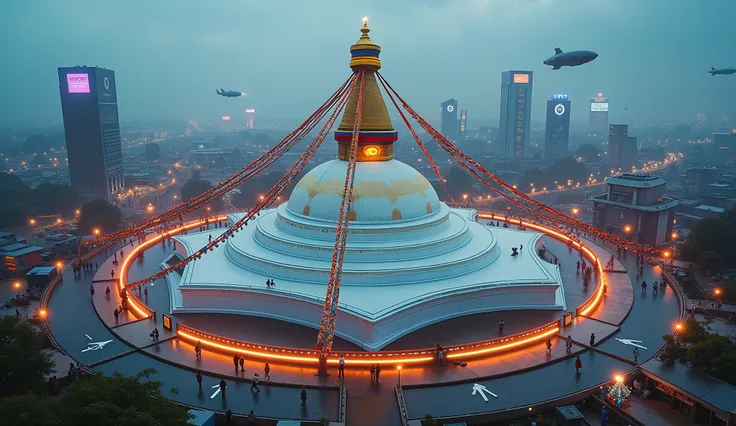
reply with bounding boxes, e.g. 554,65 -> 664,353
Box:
245,108 -> 255,129
440,99 -> 458,141
608,124 -> 638,169
544,94 -> 571,161
499,71 -> 533,157
588,93 -> 609,134
58,66 -> 123,199
459,110 -> 467,138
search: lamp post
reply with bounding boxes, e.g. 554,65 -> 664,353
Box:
397,365 -> 402,386
14,281 -> 21,297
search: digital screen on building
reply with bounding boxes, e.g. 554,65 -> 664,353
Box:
67,73 -> 90,93
513,74 -> 530,84
590,102 -> 609,112
245,108 -> 255,113
222,116 -> 231,121
459,110 -> 467,135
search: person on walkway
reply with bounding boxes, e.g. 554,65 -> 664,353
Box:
247,410 -> 256,426
239,355 -> 245,372
600,406 -> 607,426
90,285 -> 95,297
144,287 -> 148,300
370,364 -> 376,382
575,356 -> 582,374
196,371 -> 202,389
498,319 -> 504,334
375,363 -> 382,382
641,280 -> 647,295
113,308 -> 119,324
566,335 -> 573,353
589,333 -> 596,346
633,347 -> 640,363
576,260 -> 581,273
438,348 -> 445,366
233,354 -> 239,372
265,279 -> 270,288
264,362 -> 271,381
150,328 -> 159,341
250,373 -> 260,392
111,269 -> 115,280
300,386 -> 307,406
195,341 -> 202,360
105,286 -> 111,299
546,338 -> 552,354
519,244 -> 523,252
219,378 -> 227,399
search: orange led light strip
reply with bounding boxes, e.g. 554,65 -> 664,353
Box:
119,216 -> 230,318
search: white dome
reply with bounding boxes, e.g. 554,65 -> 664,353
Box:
287,159 -> 441,223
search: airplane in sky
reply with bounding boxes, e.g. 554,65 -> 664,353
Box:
708,67 -> 736,76
216,88 -> 243,97
543,48 -> 598,70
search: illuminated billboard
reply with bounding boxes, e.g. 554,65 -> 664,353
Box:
245,108 -> 256,113
513,74 -> 530,84
590,102 -> 609,112
459,110 -> 467,136
222,116 -> 231,121
67,73 -> 90,93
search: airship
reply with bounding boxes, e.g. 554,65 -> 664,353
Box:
543,48 -> 598,70
216,88 -> 243,97
708,67 -> 736,76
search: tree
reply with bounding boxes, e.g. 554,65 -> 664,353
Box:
231,171 -> 281,209
575,144 -> 603,162
444,167 -> 476,200
688,335 -> 736,385
78,199 -> 122,235
31,183 -> 81,216
678,316 -> 708,346
518,157 -> 590,192
699,250 -> 725,273
0,317 -> 55,397
680,206 -> 736,267
0,172 -> 33,228
660,334 -> 682,365
22,134 -> 64,155
180,175 -> 223,212
0,370 -> 192,426
144,143 -> 161,161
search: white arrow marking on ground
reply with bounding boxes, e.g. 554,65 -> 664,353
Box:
615,338 -> 648,349
210,384 -> 221,399
85,334 -> 92,340
82,340 -> 113,352
471,383 -> 498,402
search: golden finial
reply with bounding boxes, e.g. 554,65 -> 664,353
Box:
359,17 -> 371,42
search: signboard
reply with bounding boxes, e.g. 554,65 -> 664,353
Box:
245,108 -> 256,113
162,314 -> 172,331
513,73 -> 530,84
591,102 -> 609,112
552,93 -> 568,100
66,73 -> 90,93
563,311 -> 573,326
95,69 -> 117,103
222,116 -> 231,121
459,110 -> 467,136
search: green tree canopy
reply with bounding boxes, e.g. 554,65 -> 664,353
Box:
231,171 -> 282,208
22,134 -> 64,155
31,183 -> 81,216
575,144 -> 603,162
0,317 -> 55,397
78,199 -> 122,235
180,175 -> 223,212
444,166 -> 476,200
519,157 -> 590,192
0,370 -> 192,426
688,335 -> 736,385
0,173 -> 33,228
680,206 -> 736,272
144,143 -> 161,161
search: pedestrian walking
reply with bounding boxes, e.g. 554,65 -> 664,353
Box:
566,335 -> 573,353
438,348 -> 445,366
370,364 -> 376,382
196,371 -> 202,389
195,340 -> 202,359
150,328 -> 159,341
247,410 -> 256,426
233,354 -> 239,371
589,333 -> 596,346
239,355 -> 245,372
498,319 -> 504,334
113,308 -> 119,324
250,373 -> 260,392
105,286 -> 111,299
90,285 -> 95,296
264,362 -> 271,381
633,347 -> 640,363
300,386 -> 307,406
641,280 -> 647,294
546,338 -> 552,354
144,287 -> 148,300
375,363 -> 381,382
338,354 -> 345,379
575,356 -> 582,374
601,406 -> 608,426
219,378 -> 227,399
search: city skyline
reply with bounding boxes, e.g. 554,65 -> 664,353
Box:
1,0 -> 736,127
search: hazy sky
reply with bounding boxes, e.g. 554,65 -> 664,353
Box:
2,0 -> 735,127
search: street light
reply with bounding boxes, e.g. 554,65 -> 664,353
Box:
93,228 -> 101,236
14,281 -> 21,296
572,208 -> 579,215
671,232 -> 678,240
397,365 -> 402,386
714,288 -> 721,297
624,225 -> 632,233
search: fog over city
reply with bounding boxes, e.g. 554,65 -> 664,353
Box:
2,0 -> 735,125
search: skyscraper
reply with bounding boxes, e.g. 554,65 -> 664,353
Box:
588,93 -> 609,134
499,71 -> 533,158
544,94 -> 571,161
608,124 -> 637,168
58,66 -> 123,199
440,99 -> 458,141
245,108 -> 255,129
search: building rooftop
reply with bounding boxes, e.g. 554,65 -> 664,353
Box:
606,172 -> 665,188
694,204 -> 725,213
